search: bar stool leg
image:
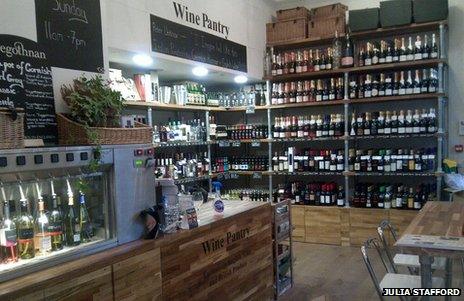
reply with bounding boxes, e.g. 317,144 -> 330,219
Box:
419,255 -> 433,301
445,258 -> 453,301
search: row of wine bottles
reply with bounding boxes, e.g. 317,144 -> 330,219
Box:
275,182 -> 345,206
352,183 -> 436,209
272,148 -> 344,173
349,69 -> 438,99
216,124 -> 268,141
358,34 -> 439,66
348,148 -> 436,173
0,190 -> 93,262
270,78 -> 344,105
212,157 -> 268,173
274,181 -> 435,210
349,108 -> 437,136
273,115 -> 344,139
154,152 -> 210,180
224,189 -> 270,202
153,119 -> 207,143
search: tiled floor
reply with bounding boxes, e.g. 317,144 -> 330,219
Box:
280,242 -> 463,301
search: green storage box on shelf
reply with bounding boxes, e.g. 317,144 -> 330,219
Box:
349,8 -> 380,32
380,0 -> 412,28
413,0 -> 448,23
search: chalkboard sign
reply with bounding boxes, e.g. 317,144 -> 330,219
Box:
35,0 -> 104,73
0,35 -> 57,143
150,15 -> 247,72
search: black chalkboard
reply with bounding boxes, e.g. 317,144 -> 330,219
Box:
0,35 -> 57,144
35,0 -> 104,73
150,15 -> 247,72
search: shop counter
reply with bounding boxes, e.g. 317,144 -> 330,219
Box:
0,200 -> 273,301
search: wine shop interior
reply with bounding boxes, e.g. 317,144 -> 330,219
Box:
0,0 -> 463,300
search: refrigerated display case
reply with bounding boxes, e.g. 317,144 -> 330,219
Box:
0,144 -> 155,282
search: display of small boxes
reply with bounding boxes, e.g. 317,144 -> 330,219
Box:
380,0 -> 412,28
276,7 -> 310,21
349,8 -> 380,32
413,0 -> 448,23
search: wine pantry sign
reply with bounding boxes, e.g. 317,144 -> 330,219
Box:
0,35 -> 57,143
172,1 -> 230,39
201,227 -> 250,255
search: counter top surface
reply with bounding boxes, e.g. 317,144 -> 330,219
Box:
0,200 -> 269,298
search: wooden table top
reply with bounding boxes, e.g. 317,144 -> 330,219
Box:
395,201 -> 464,257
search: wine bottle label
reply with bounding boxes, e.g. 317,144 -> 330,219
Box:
386,56 -> 392,63
341,57 -> 354,66
399,55 -> 407,61
0,229 -> 17,246
431,52 -> 438,58
414,54 -> 422,60
19,228 -> 34,239
38,235 -> 52,251
73,234 -> 81,242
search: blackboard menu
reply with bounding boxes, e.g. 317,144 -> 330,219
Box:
0,35 -> 57,143
35,0 -> 104,73
150,15 -> 247,72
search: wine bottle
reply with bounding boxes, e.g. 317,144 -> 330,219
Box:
0,200 -> 18,261
431,34 -> 439,58
35,199 -> 52,255
341,31 -> 354,67
332,31 -> 342,69
79,192 -> 93,243
65,194 -> 81,246
49,195 -> 64,251
17,198 -> 35,259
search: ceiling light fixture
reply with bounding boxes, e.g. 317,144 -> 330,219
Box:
192,66 -> 209,77
234,75 -> 248,84
132,54 -> 153,67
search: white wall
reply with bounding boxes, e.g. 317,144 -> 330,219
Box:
276,0 -> 464,165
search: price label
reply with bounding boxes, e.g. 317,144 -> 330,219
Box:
246,105 -> 255,114
253,172 -> 262,179
232,141 -> 241,147
251,141 -> 261,147
219,141 -> 230,147
230,173 -> 239,179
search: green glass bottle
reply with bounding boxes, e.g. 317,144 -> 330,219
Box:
79,192 -> 93,243
17,198 -> 35,259
48,195 -> 64,251
65,195 -> 81,246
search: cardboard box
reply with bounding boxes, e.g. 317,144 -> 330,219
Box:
413,0 -> 448,23
380,0 -> 412,28
349,8 -> 380,32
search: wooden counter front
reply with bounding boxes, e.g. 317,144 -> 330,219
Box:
0,201 -> 273,301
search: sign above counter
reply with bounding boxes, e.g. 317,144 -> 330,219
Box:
150,14 -> 247,72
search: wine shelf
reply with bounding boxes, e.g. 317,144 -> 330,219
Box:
269,99 -> 346,109
347,93 -> 445,105
264,59 -> 446,82
352,172 -> 437,177
125,101 -> 270,112
273,171 -> 343,176
154,141 -> 212,148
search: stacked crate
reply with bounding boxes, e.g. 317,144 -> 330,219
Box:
308,3 -> 347,39
266,7 -> 310,44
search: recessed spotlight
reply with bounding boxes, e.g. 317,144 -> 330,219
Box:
192,66 -> 208,77
234,75 -> 248,84
132,54 -> 153,67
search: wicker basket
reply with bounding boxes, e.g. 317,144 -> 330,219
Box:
311,3 -> 348,19
0,107 -> 25,149
266,18 -> 308,44
308,16 -> 346,40
57,113 -> 152,146
276,7 -> 310,21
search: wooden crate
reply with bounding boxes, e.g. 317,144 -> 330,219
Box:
305,207 -> 341,245
113,248 -> 162,301
277,7 -> 310,21
308,16 -> 346,40
291,205 -> 306,242
311,3 -> 348,19
266,18 -> 308,44
349,208 -> 388,246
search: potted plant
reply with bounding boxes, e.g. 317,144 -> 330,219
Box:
58,75 -> 152,146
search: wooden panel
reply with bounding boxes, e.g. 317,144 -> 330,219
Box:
9,290 -> 44,301
388,210 -> 418,244
340,209 -> 350,246
161,205 -> 273,301
291,205 -> 306,242
113,248 -> 162,301
349,208 -> 388,246
43,266 -> 113,301
305,207 -> 341,245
